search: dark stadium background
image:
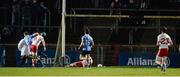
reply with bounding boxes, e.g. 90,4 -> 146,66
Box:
0,0 -> 180,67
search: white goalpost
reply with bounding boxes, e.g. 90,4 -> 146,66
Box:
61,0 -> 66,60
54,0 -> 66,66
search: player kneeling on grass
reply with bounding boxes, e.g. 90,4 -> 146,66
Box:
156,26 -> 173,74
30,32 -> 46,67
69,56 -> 93,67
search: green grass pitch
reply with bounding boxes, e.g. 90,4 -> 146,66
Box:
0,67 -> 180,76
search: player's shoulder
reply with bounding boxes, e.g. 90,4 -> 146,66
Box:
39,35 -> 45,39
164,33 -> 171,37
157,33 -> 162,37
82,35 -> 87,38
19,39 -> 24,43
20,38 -> 25,41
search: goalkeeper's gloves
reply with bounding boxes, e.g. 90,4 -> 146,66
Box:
44,46 -> 46,51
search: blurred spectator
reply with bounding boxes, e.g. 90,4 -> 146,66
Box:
110,0 -> 122,32
21,0 -> 31,27
126,0 -> 139,26
139,0 -> 148,25
12,0 -> 21,26
1,27 -> 11,44
38,2 -> 49,31
31,0 -> 39,27
140,0 -> 148,9
110,0 -> 122,15
31,0 -> 49,31
127,0 -> 138,9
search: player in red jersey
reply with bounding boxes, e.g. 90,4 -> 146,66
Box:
30,32 -> 46,67
69,56 -> 93,67
156,26 -> 173,73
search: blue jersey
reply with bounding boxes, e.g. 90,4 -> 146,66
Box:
23,34 -> 35,46
81,34 -> 93,51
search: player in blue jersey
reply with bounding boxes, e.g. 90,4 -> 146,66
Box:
18,32 -> 38,66
78,28 -> 94,67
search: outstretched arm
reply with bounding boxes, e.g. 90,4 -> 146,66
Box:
41,37 -> 46,51
78,40 -> 83,50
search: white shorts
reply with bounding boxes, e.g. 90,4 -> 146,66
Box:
20,46 -> 31,56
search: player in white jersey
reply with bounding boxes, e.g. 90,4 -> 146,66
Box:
18,38 -> 31,65
30,32 -> 46,67
156,27 -> 173,74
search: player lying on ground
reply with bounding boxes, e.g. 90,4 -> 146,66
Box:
69,56 -> 93,67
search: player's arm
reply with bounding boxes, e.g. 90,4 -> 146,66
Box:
30,32 -> 38,38
78,40 -> 83,50
156,36 -> 160,46
18,39 -> 23,51
78,37 -> 83,50
41,37 -> 46,51
91,39 -> 94,48
168,37 -> 173,46
179,44 -> 180,51
169,37 -> 173,45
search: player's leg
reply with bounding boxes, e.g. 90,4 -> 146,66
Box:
30,45 -> 37,67
31,52 -> 35,67
156,56 -> 164,71
89,56 -> 93,65
69,62 -> 76,67
20,48 -> 26,66
159,48 -> 168,73
155,49 -> 162,65
69,61 -> 83,67
24,46 -> 31,63
162,57 -> 167,73
156,49 -> 165,72
79,54 -> 83,60
20,55 -> 26,66
86,54 -> 91,67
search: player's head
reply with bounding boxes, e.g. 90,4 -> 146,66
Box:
84,28 -> 90,34
161,26 -> 167,33
23,31 -> 29,36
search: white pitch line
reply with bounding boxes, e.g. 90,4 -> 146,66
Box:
0,76 -> 180,77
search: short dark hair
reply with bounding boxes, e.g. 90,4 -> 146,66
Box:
23,31 -> 29,35
161,26 -> 167,33
84,28 -> 90,34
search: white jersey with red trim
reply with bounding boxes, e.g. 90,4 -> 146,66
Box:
157,33 -> 173,49
31,35 -> 45,47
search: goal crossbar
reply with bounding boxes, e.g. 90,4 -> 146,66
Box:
66,14 -> 180,19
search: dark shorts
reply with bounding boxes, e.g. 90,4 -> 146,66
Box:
81,51 -> 91,56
